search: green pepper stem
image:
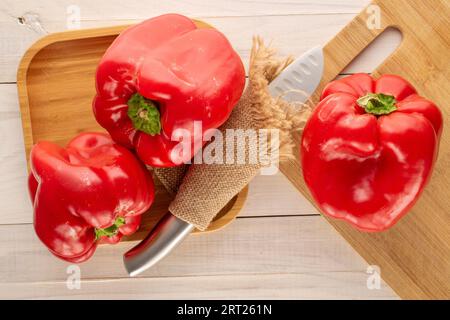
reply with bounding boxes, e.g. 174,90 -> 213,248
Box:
357,93 -> 397,116
127,93 -> 161,135
95,216 -> 126,240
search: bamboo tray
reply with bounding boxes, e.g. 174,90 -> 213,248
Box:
17,20 -> 248,238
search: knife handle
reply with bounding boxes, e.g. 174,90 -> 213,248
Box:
123,212 -> 194,277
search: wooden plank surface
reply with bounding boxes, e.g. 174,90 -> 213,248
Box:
0,0 -> 402,299
1,273 -> 395,300
0,0 -> 384,83
0,217 -> 396,299
0,216 -> 379,282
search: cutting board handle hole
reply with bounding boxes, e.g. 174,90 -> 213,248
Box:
340,27 -> 403,75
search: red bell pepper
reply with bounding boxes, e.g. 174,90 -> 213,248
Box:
29,132 -> 155,262
301,74 -> 442,232
93,14 -> 245,167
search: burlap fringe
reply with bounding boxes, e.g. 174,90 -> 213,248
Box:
245,36 -> 311,162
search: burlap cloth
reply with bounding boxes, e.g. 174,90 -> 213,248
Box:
153,37 -> 311,231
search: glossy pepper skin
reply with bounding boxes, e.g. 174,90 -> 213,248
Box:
29,133 -> 155,262
301,74 -> 442,232
93,14 -> 246,167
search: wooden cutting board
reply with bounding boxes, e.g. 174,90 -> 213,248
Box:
280,0 -> 450,299
16,20 -> 248,239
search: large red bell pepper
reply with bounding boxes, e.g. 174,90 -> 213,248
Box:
301,74 -> 442,232
29,133 -> 155,262
93,14 -> 245,167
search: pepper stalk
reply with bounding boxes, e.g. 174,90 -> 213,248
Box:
127,93 -> 162,135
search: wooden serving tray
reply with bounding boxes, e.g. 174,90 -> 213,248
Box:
17,20 -> 248,237
280,0 -> 450,299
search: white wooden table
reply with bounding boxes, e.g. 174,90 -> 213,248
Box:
0,0 -> 399,299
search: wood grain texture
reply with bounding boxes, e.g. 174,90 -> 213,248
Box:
0,85 -> 32,224
0,0 -> 371,19
0,216 -> 368,282
1,273 -> 397,300
0,0 -> 404,300
0,0 -> 379,82
0,216 -> 396,299
1,272 -> 396,300
280,0 -> 450,299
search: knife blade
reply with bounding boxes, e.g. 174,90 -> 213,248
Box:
269,46 -> 323,103
123,45 -> 324,277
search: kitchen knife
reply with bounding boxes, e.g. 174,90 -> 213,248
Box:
123,45 -> 324,277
